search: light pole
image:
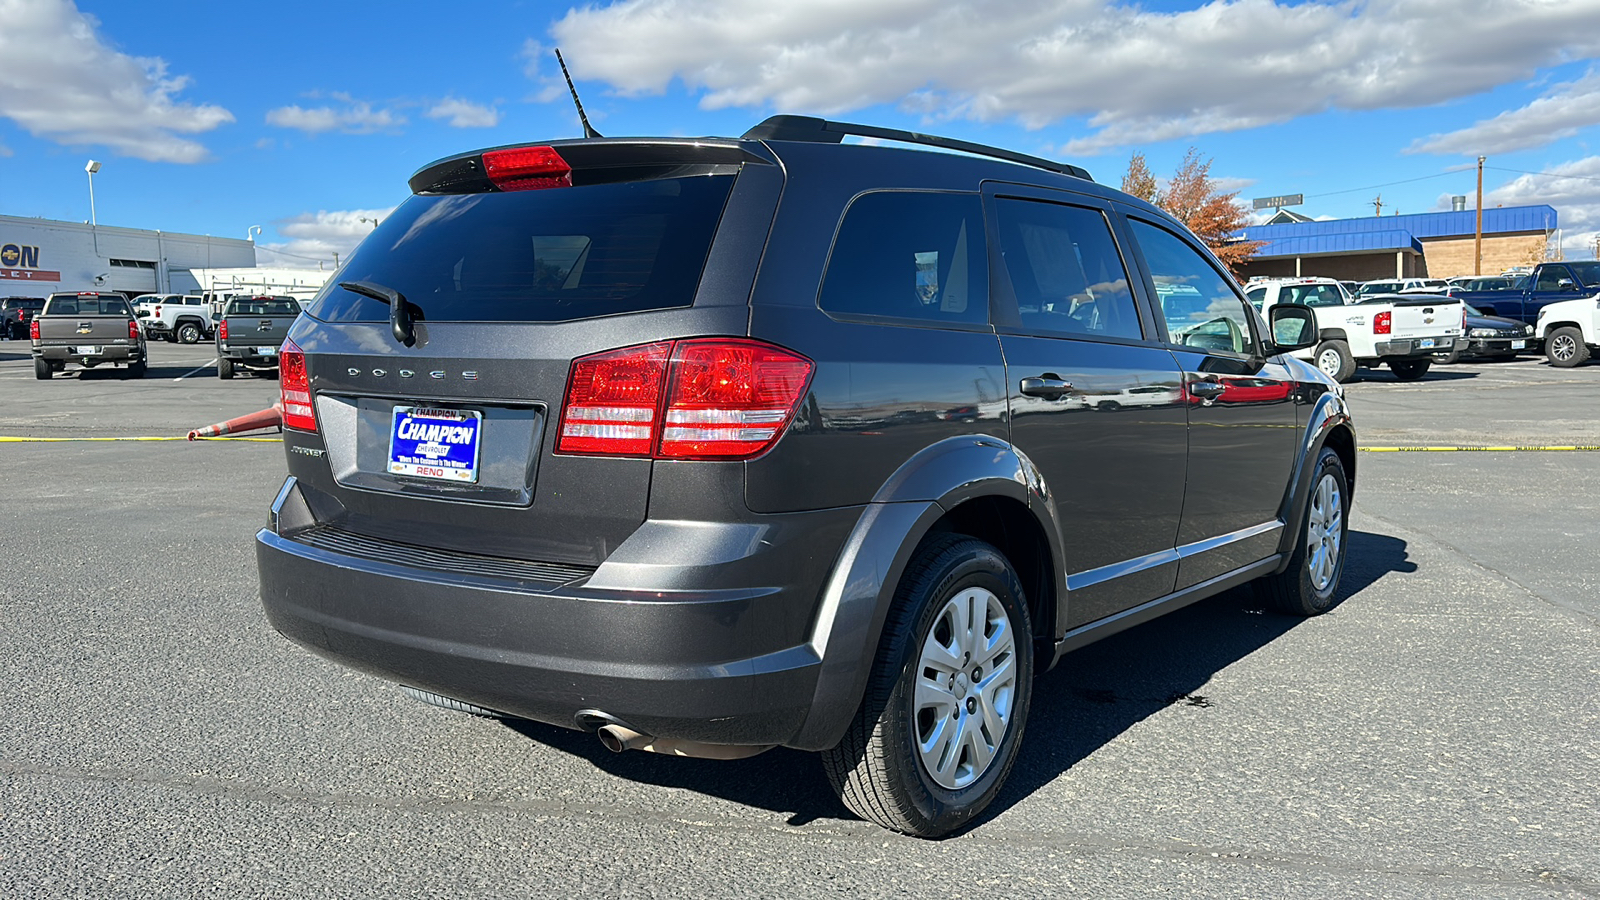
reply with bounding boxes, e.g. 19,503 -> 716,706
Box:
358,216 -> 380,229
85,159 -> 102,226
246,225 -> 262,242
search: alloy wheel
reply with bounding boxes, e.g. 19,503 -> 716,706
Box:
1306,471 -> 1344,592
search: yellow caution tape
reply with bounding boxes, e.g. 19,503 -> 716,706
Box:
1362,445 -> 1600,452
0,435 -> 281,443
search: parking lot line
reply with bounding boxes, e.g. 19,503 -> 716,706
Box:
174,358 -> 219,380
1363,445 -> 1600,452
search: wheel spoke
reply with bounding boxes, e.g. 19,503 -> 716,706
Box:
915,674 -> 959,716
918,714 -> 958,778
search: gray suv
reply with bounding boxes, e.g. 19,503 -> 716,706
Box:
256,117 -> 1353,837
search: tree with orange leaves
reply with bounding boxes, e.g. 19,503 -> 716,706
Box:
1121,148 -> 1264,277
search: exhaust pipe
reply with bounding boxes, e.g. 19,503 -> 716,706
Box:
595,723 -> 773,760
188,401 -> 284,440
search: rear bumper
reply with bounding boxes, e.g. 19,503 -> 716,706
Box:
34,344 -> 144,363
219,345 -> 280,367
256,477 -> 856,747
1373,336 -> 1458,357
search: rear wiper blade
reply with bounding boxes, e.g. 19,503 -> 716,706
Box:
339,280 -> 423,347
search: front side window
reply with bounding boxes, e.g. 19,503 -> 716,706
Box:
994,198 -> 1141,340
1129,219 -> 1254,356
818,191 -> 987,326
1535,267 -> 1574,291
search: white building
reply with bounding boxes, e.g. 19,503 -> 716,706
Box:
0,214 -> 257,298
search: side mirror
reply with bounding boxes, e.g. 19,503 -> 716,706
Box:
1267,302 -> 1317,352
1557,279 -> 1577,290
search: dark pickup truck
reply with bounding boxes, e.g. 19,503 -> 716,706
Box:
31,291 -> 146,379
1451,262 -> 1600,325
216,295 -> 301,379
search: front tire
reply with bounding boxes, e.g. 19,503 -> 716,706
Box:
1546,327 -> 1589,368
1389,358 -> 1431,381
1255,447 -> 1349,616
1313,340 -> 1355,383
822,535 -> 1033,838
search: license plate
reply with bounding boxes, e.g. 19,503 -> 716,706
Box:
255,346 -> 278,356
73,345 -> 99,355
1417,338 -> 1435,349
388,406 -> 482,483
1511,340 -> 1526,349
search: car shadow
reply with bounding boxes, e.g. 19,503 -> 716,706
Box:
499,529 -> 1416,835
0,349 -> 32,361
1346,369 -> 1476,383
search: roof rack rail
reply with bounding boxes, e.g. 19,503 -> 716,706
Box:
742,115 -> 1092,182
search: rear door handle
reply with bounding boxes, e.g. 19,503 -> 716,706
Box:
1019,376 -> 1074,399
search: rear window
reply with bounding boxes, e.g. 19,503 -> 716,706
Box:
227,298 -> 301,316
313,175 -> 736,324
45,295 -> 130,316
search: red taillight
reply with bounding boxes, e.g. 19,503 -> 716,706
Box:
556,342 -> 672,456
128,319 -> 139,340
483,146 -> 572,192
1373,311 -> 1392,335
218,319 -> 228,340
29,319 -> 40,340
154,305 -> 162,317
659,340 -> 814,458
556,339 -> 814,460
279,339 -> 316,432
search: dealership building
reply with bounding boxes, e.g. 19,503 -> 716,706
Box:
1234,205 -> 1558,282
0,214 -> 259,298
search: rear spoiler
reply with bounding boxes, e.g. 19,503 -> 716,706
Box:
409,139 -> 768,194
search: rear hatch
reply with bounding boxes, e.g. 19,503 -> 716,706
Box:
281,139 -> 774,568
36,293 -> 136,348
221,297 -> 300,358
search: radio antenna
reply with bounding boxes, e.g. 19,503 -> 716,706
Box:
554,49 -> 602,139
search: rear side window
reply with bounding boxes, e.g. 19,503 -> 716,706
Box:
818,191 -> 987,326
228,298 -> 301,316
315,175 -> 735,323
993,198 -> 1141,339
1281,284 -> 1345,306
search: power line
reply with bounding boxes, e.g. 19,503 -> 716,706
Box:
1303,169 -> 1462,199
1486,165 -> 1600,185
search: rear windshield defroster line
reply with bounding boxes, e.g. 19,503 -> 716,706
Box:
312,175 -> 737,325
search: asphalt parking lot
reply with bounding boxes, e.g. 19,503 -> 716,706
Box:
1,341 -> 1597,899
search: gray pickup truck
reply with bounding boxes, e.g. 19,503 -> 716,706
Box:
32,291 -> 147,379
216,295 -> 301,379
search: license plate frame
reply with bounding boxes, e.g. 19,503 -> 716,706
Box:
255,346 -> 278,356
73,345 -> 99,355
1511,340 -> 1526,350
1417,338 -> 1436,350
388,406 -> 483,484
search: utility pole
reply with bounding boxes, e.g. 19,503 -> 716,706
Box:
1372,195 -> 1382,217
1474,155 -> 1485,275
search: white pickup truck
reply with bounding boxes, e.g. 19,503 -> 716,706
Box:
131,293 -> 213,344
1244,278 -> 1464,382
1535,294 -> 1600,367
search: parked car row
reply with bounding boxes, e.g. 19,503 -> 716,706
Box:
25,290 -> 303,380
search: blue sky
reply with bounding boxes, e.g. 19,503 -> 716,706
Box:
3,0 -> 1600,268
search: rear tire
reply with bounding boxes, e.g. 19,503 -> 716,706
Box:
1313,340 -> 1355,383
821,535 -> 1033,838
217,357 -> 235,379
176,321 -> 202,344
1255,446 -> 1349,616
34,357 -> 50,380
126,359 -> 146,379
1389,358 -> 1430,381
1546,327 -> 1589,368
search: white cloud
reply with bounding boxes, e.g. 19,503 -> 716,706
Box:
1408,68 -> 1600,156
0,142 -> 12,158
267,95 -> 404,135
0,0 -> 233,162
256,208 -> 397,267
425,97 -> 500,128
1484,157 -> 1600,256
545,0 -> 1600,154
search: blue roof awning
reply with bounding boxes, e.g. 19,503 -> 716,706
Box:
1250,229 -> 1425,258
